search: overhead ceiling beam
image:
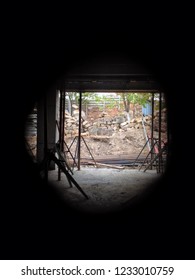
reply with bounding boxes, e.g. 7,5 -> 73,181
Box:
56,73 -> 162,92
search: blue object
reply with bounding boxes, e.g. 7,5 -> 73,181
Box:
142,102 -> 152,116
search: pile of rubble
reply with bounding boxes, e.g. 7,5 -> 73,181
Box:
153,108 -> 167,132
64,108 -> 155,137
25,105 -> 168,159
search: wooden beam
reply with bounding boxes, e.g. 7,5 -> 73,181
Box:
85,161 -> 124,170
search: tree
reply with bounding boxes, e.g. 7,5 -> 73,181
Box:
118,93 -> 151,122
66,92 -> 95,115
66,92 -> 151,121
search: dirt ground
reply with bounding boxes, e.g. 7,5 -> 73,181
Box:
48,167 -> 161,214
25,131 -> 148,162
64,106 -> 167,161
64,124 -> 167,162
26,124 -> 163,161
64,127 -> 148,160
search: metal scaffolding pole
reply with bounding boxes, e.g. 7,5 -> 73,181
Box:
150,92 -> 155,169
139,139 -> 158,171
58,90 -> 66,181
78,91 -> 82,170
132,138 -> 150,167
144,143 -> 167,172
62,91 -> 65,151
58,90 -> 63,181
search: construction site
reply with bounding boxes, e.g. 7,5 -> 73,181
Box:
3,30 -> 194,260
25,62 -> 169,214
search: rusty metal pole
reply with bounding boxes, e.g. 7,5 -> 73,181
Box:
151,93 -> 154,141
158,92 -> 162,173
58,90 -> 63,180
62,90 -> 65,152
150,93 -> 154,169
77,91 -> 82,170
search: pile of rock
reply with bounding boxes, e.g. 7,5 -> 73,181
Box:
65,110 -> 79,136
142,108 -> 167,132
153,108 -> 167,132
64,107 -> 167,137
65,110 -> 148,137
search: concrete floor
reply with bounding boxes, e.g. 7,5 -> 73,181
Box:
48,166 -> 161,214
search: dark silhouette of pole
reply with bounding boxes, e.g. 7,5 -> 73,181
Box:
58,90 -> 63,180
78,91 -> 82,170
151,92 -> 155,168
62,91 -> 65,151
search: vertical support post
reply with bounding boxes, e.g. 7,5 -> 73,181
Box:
58,90 -> 63,181
158,92 -> 162,173
61,90 -> 65,152
151,93 -> 154,140
150,92 -> 155,169
37,87 -> 57,169
78,91 -> 82,171
44,92 -> 48,182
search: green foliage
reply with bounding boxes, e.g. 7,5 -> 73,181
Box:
118,92 -> 152,112
82,93 -> 117,108
66,92 -> 152,113
67,92 -> 95,105
123,93 -> 151,106
96,95 -> 117,109
82,92 -> 95,104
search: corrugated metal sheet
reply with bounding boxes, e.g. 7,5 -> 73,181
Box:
142,102 -> 152,116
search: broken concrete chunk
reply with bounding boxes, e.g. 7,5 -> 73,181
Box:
72,104 -> 78,109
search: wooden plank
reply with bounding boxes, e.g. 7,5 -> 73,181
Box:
85,161 -> 124,170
